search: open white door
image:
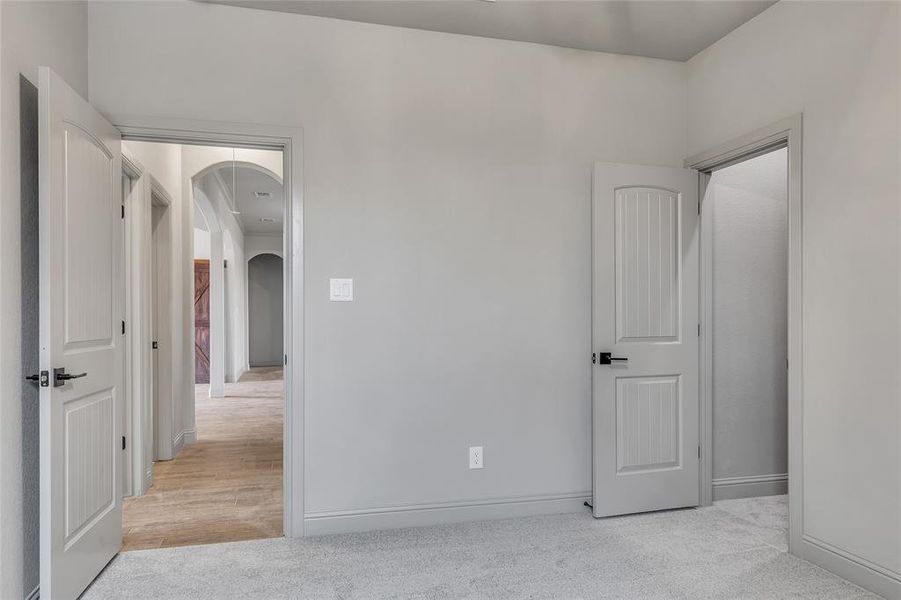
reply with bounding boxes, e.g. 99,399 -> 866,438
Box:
592,162 -> 699,518
39,66 -> 123,600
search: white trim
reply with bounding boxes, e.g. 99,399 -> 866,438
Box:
111,114 -> 304,538
230,365 -> 248,384
120,155 -> 140,499
685,114 -> 802,558
698,169 -> 713,508
800,536 -> 901,599
172,429 -> 185,457
304,492 -> 591,536
121,146 -> 145,179
246,248 -> 285,261
182,428 -> 197,444
713,473 -> 788,486
25,584 -> 39,600
712,473 -> 788,501
208,169 -> 246,236
150,176 -> 173,207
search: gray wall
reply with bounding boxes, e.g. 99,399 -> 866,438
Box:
709,148 -> 788,500
0,2 -> 89,598
88,1 -> 687,525
248,253 -> 284,367
688,2 -> 900,582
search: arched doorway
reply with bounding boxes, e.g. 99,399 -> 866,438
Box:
247,253 -> 284,368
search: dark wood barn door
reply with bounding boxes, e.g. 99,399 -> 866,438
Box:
194,259 -> 211,384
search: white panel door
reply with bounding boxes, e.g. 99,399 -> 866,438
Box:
39,66 -> 123,600
592,162 -> 699,517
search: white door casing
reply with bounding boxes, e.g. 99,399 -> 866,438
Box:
39,66 -> 123,600
592,163 -> 699,517
125,170 -> 154,496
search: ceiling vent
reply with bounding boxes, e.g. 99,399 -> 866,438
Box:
260,217 -> 277,223
254,191 -> 272,198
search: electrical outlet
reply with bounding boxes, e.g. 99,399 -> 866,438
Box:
469,446 -> 484,469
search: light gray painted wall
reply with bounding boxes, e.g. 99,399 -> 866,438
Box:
710,148 -> 787,499
245,234 -> 282,261
194,227 -> 211,259
0,2 -> 88,598
687,0 -> 900,582
248,254 -> 284,367
88,1 -> 687,520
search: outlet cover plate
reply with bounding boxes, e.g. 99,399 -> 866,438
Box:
469,446 -> 484,469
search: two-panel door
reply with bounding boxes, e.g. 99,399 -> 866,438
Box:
592,163 -> 699,517
39,66 -> 124,600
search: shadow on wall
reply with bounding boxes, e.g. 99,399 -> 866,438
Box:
248,253 -> 284,367
20,75 -> 41,598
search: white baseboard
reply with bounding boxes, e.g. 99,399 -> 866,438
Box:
304,492 -> 591,536
183,428 -> 197,444
230,366 -> 247,383
712,473 -> 787,501
800,535 -> 900,599
25,584 -> 39,600
172,430 -> 186,457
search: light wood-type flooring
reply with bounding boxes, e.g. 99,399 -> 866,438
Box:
122,367 -> 283,551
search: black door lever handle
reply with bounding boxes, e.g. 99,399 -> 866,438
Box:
53,368 -> 87,387
597,352 -> 628,365
56,372 -> 87,380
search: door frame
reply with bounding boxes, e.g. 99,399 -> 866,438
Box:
121,149 -> 142,498
684,113 -> 802,554
122,148 -> 175,496
111,115 -> 305,538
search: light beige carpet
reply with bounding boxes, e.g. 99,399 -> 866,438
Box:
87,495 -> 878,599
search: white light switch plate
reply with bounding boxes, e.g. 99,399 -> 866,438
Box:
329,278 -> 353,301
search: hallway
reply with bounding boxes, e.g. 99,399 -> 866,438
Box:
122,367 -> 284,551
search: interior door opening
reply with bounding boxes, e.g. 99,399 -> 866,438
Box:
697,146 -> 790,547
120,140 -> 287,551
704,147 -> 789,503
686,115 -> 802,555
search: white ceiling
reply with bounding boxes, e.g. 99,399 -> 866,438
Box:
203,0 -> 776,61
211,165 -> 284,235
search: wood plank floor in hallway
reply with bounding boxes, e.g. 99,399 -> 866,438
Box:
122,367 -> 284,551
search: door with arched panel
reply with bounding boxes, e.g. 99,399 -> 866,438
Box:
592,163 -> 699,517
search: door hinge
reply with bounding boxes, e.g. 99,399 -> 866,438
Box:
698,323 -> 701,337
698,446 -> 701,459
284,354 -> 287,366
224,259 -> 228,269
592,352 -> 596,365
122,435 -> 127,450
121,205 -> 125,219
698,201 -> 701,215
121,320 -> 126,335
